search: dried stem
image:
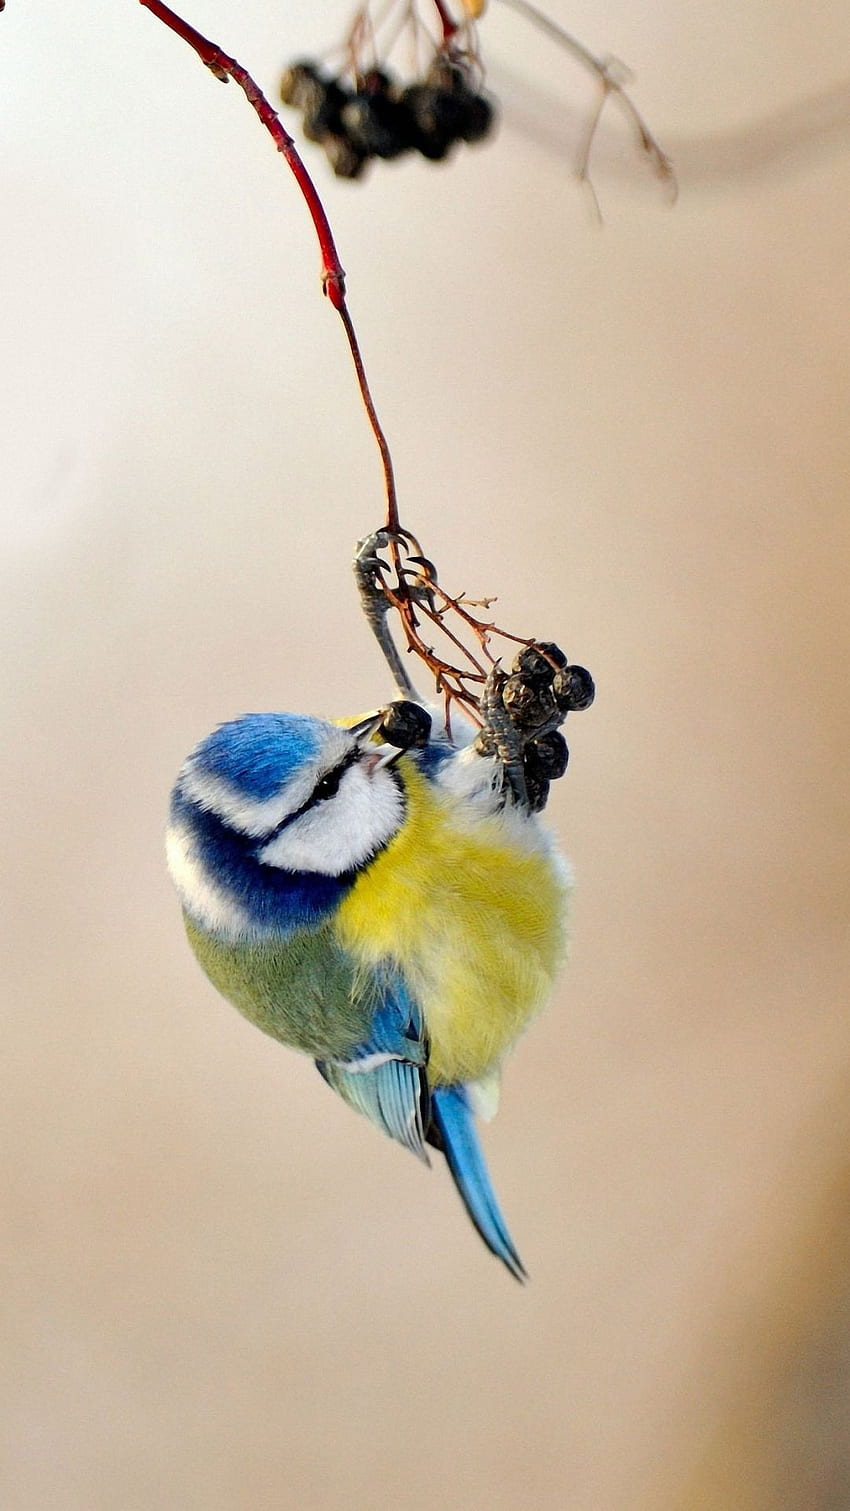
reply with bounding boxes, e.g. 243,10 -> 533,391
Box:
138,2 -> 349,306
496,0 -> 677,199
358,529 -> 537,725
336,304 -> 400,534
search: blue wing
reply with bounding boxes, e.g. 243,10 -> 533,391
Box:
315,976 -> 431,1162
316,979 -> 526,1280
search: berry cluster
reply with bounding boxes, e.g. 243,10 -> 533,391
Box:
477,642 -> 595,813
363,652 -> 593,816
280,56 -> 495,179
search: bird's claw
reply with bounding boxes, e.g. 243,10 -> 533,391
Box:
353,530 -> 421,702
477,667 -> 533,814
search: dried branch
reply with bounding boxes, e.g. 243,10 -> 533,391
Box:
496,0 -> 677,200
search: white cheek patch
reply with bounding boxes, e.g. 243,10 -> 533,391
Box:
179,725 -> 355,837
258,764 -> 404,876
165,822 -> 254,936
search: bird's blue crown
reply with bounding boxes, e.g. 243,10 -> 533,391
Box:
188,712 -> 329,798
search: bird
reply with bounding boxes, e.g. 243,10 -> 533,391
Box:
166,699 -> 569,1278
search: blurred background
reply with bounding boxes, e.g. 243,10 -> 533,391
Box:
2,2 -> 850,1507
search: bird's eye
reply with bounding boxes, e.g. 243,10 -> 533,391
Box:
307,747 -> 360,809
312,764 -> 345,804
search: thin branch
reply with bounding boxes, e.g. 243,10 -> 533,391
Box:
496,0 -> 677,199
336,303 -> 399,534
138,1 -> 349,307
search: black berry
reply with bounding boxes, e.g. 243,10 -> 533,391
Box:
522,766 -> 551,813
525,730 -> 569,780
401,83 -> 462,160
280,60 -> 324,109
552,665 -> 595,712
458,91 -> 495,144
323,133 -> 368,179
501,675 -> 555,731
512,641 -> 568,687
302,78 -> 349,143
379,701 -> 433,749
341,87 -> 412,160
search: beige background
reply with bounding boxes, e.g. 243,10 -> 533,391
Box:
3,2 -> 850,1507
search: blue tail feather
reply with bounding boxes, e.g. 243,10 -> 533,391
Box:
430,1085 -> 527,1282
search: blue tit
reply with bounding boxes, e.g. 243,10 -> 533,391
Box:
166,703 -> 569,1278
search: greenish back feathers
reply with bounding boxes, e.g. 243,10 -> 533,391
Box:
183,915 -> 373,1061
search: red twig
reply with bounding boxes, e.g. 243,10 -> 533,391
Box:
138,1 -> 346,307
337,304 -> 399,533
136,0 -> 545,726
138,0 -> 398,531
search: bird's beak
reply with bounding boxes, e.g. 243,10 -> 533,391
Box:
349,711 -> 407,773
370,746 -> 407,771
348,711 -> 386,744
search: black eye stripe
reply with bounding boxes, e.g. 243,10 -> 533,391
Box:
310,748 -> 359,804
257,747 -> 360,846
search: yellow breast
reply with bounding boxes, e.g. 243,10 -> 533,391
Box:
335,759 -> 569,1086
